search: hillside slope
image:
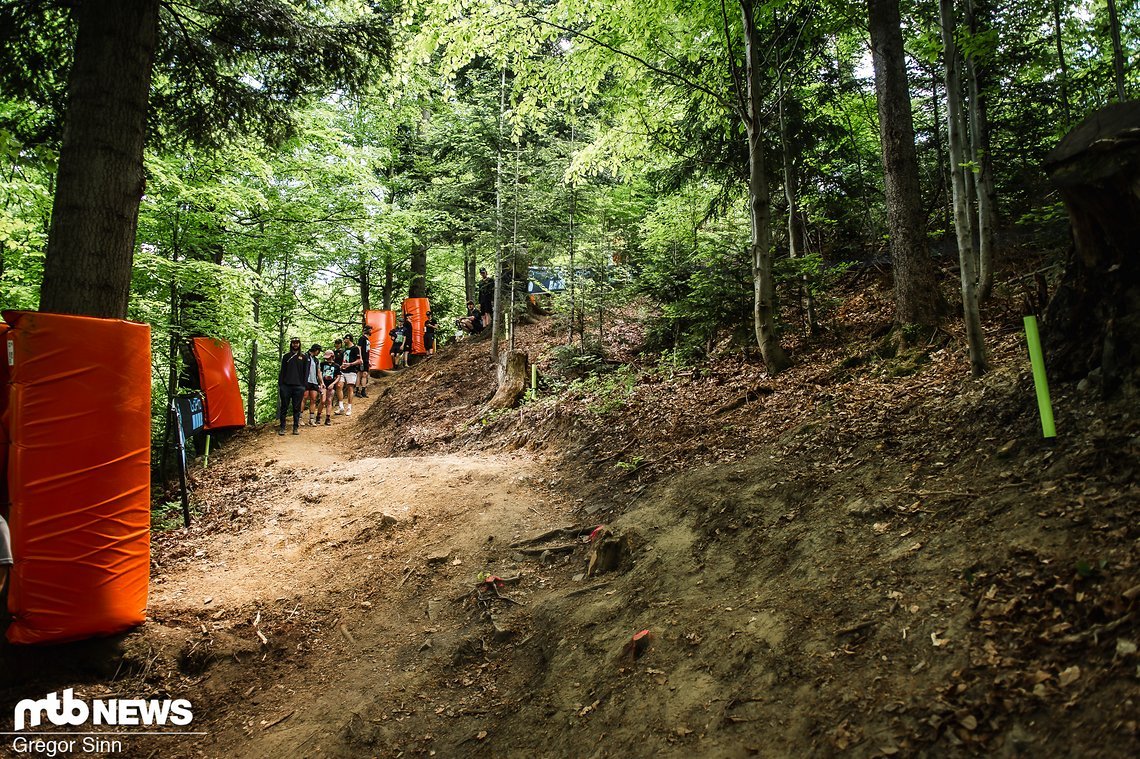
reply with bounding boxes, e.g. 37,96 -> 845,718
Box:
1,279 -> 1136,758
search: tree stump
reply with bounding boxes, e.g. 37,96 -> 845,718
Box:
1044,101 -> 1140,392
489,350 -> 528,410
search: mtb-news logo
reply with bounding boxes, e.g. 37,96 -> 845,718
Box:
9,689 -> 195,756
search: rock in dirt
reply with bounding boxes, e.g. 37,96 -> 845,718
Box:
426,548 -> 453,564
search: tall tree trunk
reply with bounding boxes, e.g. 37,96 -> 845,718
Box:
868,0 -> 948,331
246,248 -> 264,426
930,68 -> 952,237
941,0 -> 987,376
382,251 -> 394,310
965,0 -> 997,300
463,241 -> 475,304
776,33 -> 818,336
1051,0 -> 1072,127
39,0 -> 159,318
408,243 -> 427,298
741,0 -> 790,374
1106,0 -> 1126,101
359,250 -> 372,313
491,68 -> 507,363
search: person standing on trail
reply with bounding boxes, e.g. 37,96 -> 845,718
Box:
340,333 -> 363,415
399,313 -> 414,367
277,336 -> 307,435
357,326 -> 372,398
478,267 -> 494,329
318,349 -> 341,425
303,344 -> 323,426
424,311 -> 438,355
389,323 -> 404,368
332,338 -> 347,414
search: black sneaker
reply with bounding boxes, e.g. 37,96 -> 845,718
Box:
292,427 -> 300,435
361,389 -> 368,398
277,428 -> 286,436
324,417 -> 331,426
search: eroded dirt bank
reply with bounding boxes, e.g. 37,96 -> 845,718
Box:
1,305 -> 1138,759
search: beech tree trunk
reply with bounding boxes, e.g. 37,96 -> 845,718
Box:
409,243 -> 427,298
941,0 -> 987,376
741,0 -> 791,374
39,0 -> 159,318
247,248 -> 264,426
965,0 -> 997,301
868,0 -> 948,331
1051,0 -> 1072,127
1044,101 -> 1140,392
1106,0 -> 1126,101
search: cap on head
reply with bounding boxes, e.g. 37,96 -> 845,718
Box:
479,267 -> 487,275
324,350 -> 333,358
290,336 -> 300,342
309,344 -> 322,353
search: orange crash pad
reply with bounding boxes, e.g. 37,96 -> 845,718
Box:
190,337 -> 246,430
3,310 -> 151,645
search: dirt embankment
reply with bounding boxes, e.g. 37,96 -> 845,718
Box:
1,281 -> 1137,759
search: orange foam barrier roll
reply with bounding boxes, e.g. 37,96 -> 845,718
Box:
0,320 -> 9,511
402,297 -> 430,355
190,337 -> 246,430
365,309 -> 395,371
3,310 -> 151,645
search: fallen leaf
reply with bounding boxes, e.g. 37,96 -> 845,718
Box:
674,726 -> 693,736
1058,665 -> 1081,688
476,730 -> 487,740
959,715 -> 977,731
931,631 -> 949,647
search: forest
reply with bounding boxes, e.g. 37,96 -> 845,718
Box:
0,0 -> 1138,757
0,0 -> 1135,433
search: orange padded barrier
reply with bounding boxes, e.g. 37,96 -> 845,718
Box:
4,310 -> 151,645
402,298 -> 431,355
365,310 -> 395,371
0,320 -> 9,512
190,337 -> 246,430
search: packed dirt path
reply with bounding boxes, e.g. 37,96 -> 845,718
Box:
138,390 -> 580,758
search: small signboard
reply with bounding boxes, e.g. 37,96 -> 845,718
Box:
177,394 -> 205,440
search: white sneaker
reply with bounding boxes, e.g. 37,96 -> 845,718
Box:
345,408 -> 352,416
338,402 -> 344,412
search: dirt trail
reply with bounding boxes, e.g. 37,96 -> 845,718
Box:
139,389 -> 579,758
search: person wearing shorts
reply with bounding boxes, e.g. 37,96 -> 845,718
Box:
357,326 -> 372,398
424,312 -> 438,355
399,313 -> 414,367
302,344 -> 323,425
331,338 -> 346,413
340,333 -> 362,415
318,350 -> 341,425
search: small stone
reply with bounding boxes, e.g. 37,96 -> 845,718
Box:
203,596 -> 213,605
572,573 -> 585,582
1116,639 -> 1137,656
995,439 -> 1018,458
426,549 -> 452,565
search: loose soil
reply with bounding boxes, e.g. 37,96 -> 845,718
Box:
1,278 -> 1138,759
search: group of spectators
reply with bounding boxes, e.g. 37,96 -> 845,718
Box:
277,328 -> 372,435
458,267 -> 495,335
277,310 -> 443,436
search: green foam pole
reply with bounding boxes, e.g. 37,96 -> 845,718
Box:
203,434 -> 211,469
1023,315 -> 1056,438
531,364 -> 538,399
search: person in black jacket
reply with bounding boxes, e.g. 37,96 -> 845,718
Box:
477,267 -> 494,328
277,337 -> 307,435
